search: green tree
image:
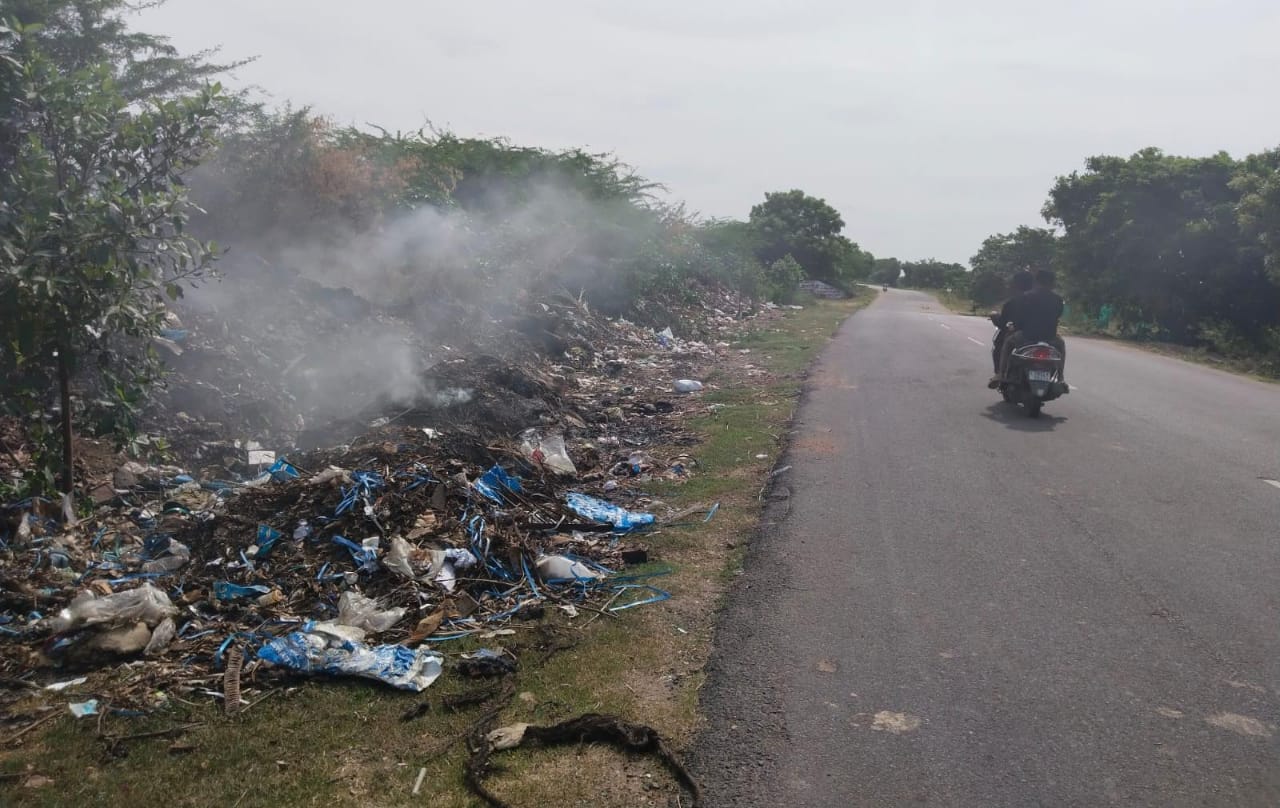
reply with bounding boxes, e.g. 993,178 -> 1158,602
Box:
1044,148 -> 1279,343
968,226 -> 1058,306
764,255 -> 805,303
8,0 -> 250,101
0,21 -> 223,497
901,259 -> 966,289
748,189 -> 854,283
869,257 -> 901,286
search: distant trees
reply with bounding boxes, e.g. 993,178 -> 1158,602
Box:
900,259 -> 967,290
967,226 -> 1058,306
747,189 -> 873,288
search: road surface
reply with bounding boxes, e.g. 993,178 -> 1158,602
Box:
693,288 -> 1280,807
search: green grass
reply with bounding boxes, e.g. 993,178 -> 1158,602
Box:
0,295 -> 871,808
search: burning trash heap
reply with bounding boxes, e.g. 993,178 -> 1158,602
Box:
0,295 -> 756,715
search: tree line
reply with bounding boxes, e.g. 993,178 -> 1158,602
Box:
0,1 -> 886,498
964,148 -> 1280,370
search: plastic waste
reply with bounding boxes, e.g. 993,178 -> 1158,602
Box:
140,536 -> 190,574
213,582 -> 273,602
657,326 -> 675,348
337,591 -> 406,633
292,520 -> 312,542
57,583 -> 177,630
535,554 -> 606,582
332,535 -> 380,572
267,457 -> 300,482
474,465 -> 523,503
430,548 -> 479,593
564,493 -> 656,532
674,379 -> 704,393
458,647 -> 517,677
69,699 -> 100,718
90,621 -> 152,654
144,616 -> 176,655
256,625 -> 444,692
247,524 -> 283,560
306,467 -> 350,487
385,536 -> 416,580
518,429 -> 577,476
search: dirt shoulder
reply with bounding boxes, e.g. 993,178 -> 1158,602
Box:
0,296 -> 871,808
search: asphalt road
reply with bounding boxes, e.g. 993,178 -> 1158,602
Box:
692,288 -> 1280,807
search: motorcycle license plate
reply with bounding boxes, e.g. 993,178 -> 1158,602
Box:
1027,370 -> 1053,382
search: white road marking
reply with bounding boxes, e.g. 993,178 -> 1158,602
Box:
967,337 -> 983,346
939,323 -> 951,330
1261,478 -> 1280,490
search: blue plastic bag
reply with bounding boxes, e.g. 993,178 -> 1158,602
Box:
256,626 -> 444,692
475,466 -> 522,504
565,493 -> 655,532
268,458 -> 300,483
214,581 -> 272,601
254,524 -> 283,558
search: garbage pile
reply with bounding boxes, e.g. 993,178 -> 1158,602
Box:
0,287 -> 765,716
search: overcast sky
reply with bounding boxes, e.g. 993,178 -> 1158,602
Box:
144,0 -> 1280,264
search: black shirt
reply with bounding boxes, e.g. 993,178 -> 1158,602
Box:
1010,288 -> 1064,342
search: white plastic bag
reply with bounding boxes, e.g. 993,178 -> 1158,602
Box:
337,591 -> 406,634
518,428 -> 577,476
59,583 -> 177,630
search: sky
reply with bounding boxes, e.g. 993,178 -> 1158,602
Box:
143,0 -> 1280,264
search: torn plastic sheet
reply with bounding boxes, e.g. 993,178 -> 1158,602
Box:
249,524 -> 283,559
474,466 -> 522,504
69,699 -> 100,718
607,584 -> 672,612
256,624 -> 443,692
518,429 -> 577,476
267,457 -> 300,482
564,493 -> 655,533
213,582 -> 272,601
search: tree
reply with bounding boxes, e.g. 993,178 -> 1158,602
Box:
1044,148 -> 1279,343
764,255 -> 804,303
901,259 -> 966,289
0,22 -> 223,497
8,0 -> 250,101
968,226 -> 1058,306
748,189 -> 854,283
869,257 -> 901,286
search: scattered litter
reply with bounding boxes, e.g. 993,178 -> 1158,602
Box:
519,428 -> 577,476
457,648 -> 517,678
565,492 -> 655,532
257,624 -> 444,692
44,677 -> 88,692
68,699 -> 100,718
674,379 -> 704,393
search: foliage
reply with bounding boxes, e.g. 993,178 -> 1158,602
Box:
764,255 -> 805,303
0,21 -> 223,493
900,259 -> 967,290
869,257 -> 901,286
8,0 -> 251,101
1044,148 -> 1280,346
748,189 -> 858,284
967,226 -> 1058,306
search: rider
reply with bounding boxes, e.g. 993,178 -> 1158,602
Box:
990,270 -> 1034,376
989,268 -> 1067,389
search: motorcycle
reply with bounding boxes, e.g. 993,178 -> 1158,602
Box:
990,314 -> 1067,418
